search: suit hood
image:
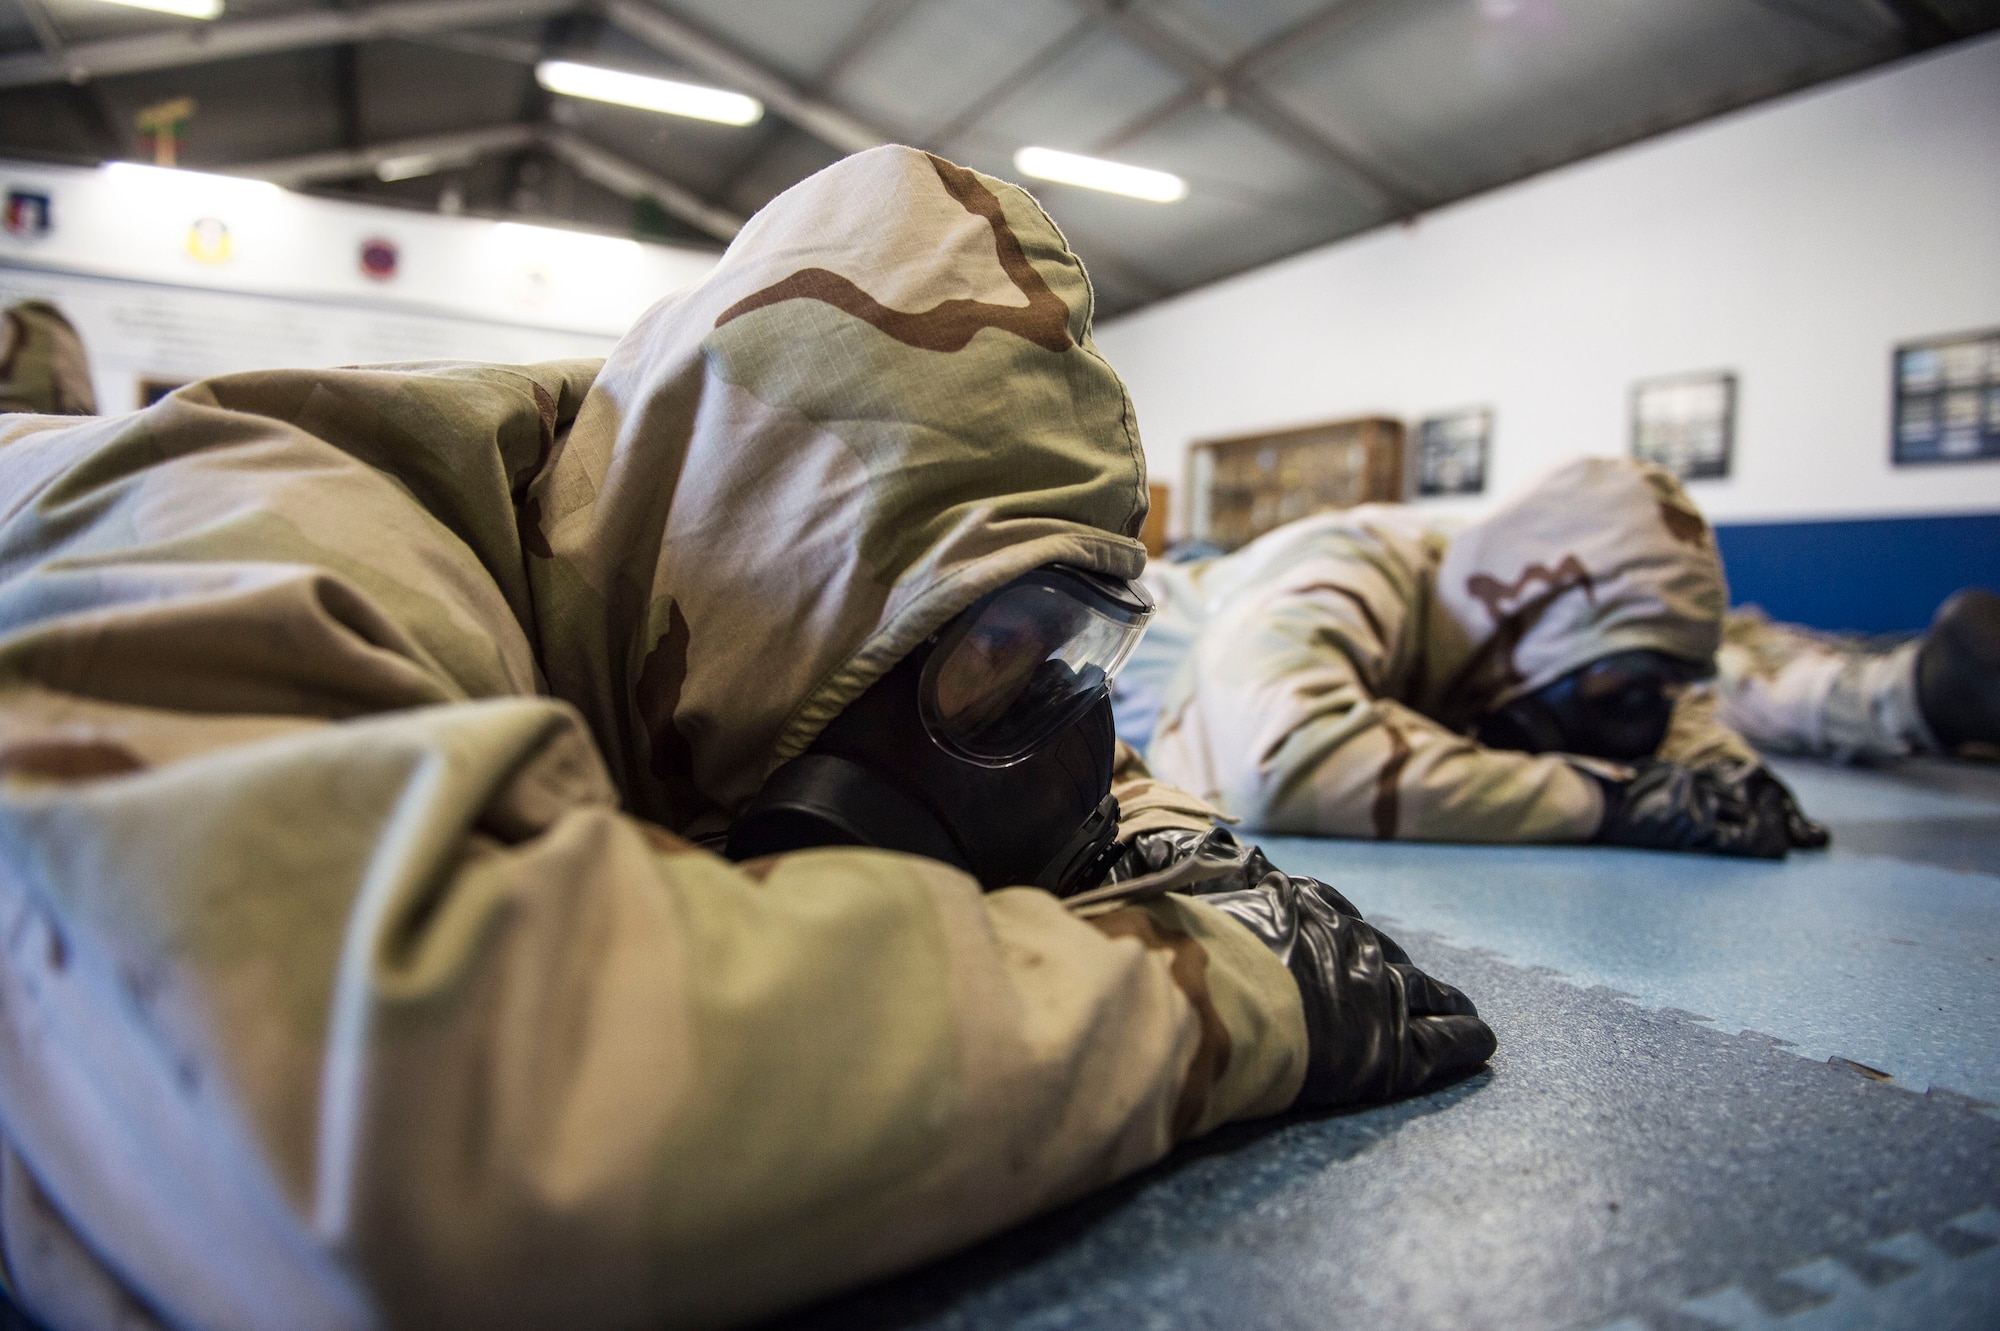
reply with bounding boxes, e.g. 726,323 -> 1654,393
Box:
527,146 -> 1149,832
0,301 -> 96,416
1431,457 -> 1726,721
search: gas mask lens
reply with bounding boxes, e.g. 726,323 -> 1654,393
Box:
921,566 -> 1151,766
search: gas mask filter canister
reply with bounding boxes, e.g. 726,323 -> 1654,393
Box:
725,566 -> 1153,895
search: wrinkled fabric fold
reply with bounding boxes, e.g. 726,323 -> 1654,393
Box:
0,148 -> 1313,1331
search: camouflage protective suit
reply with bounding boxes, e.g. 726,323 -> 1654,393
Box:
0,301 -> 96,417
0,147 -> 1309,1331
1715,611 -> 1935,762
1140,458 -> 1760,840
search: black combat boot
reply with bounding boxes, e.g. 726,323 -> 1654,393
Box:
1916,588 -> 2000,750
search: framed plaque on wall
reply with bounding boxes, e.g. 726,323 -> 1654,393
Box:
1892,327 -> 2000,465
1631,371 -> 1734,480
1415,407 -> 1491,496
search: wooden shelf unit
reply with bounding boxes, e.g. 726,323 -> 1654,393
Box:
1187,416 -> 1406,551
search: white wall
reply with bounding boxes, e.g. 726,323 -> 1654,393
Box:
1096,33 -> 2000,536
0,159 -> 720,413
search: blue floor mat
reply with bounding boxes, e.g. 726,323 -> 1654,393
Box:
1251,756 -> 2000,1105
775,756 -> 2000,1330
779,933 -> 2000,1331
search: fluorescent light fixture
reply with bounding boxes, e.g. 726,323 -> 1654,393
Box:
103,161 -> 282,199
377,153 -> 443,182
534,60 -> 762,126
94,0 -> 223,18
1013,147 -> 1187,203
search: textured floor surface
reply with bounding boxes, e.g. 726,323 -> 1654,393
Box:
3,759 -> 1996,1330
775,756 -> 2000,1331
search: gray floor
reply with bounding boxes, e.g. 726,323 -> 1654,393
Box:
779,757 -> 2000,1331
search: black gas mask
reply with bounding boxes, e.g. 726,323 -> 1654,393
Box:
725,566 -> 1153,895
1475,648 -> 1708,761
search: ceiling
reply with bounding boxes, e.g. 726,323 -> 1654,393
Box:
1,0 -> 1995,316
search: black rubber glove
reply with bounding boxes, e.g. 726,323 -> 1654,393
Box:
1103,829 -> 1496,1109
1740,763 -> 1830,850
1592,759 -> 1825,858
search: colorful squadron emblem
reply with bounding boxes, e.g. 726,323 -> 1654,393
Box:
186,216 -> 232,264
3,189 -> 50,239
358,236 -> 399,281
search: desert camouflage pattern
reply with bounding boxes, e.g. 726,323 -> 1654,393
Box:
1145,457 -> 1759,840
1715,610 -> 1934,761
0,146 -> 1307,1331
0,301 -> 96,417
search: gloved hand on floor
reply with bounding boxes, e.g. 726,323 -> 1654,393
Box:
1592,759 -> 1826,858
1096,828 -> 1497,1109
1745,763 -> 1831,850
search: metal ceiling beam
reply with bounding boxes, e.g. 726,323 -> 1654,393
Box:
227,123 -> 541,186
1737,0 -> 1896,45
541,127 -> 742,241
0,0 -> 575,90
12,0 -> 69,67
599,0 -> 890,156
1870,0 -> 1963,48
223,122 -> 742,243
815,0 -> 925,87
406,28 -> 546,65
707,0 -> 921,215
1092,0 -> 1388,159
929,15 -> 1094,147
1221,0 -> 1401,76
1068,0 -> 1427,213
12,0 -> 125,158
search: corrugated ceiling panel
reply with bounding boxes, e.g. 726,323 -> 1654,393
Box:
722,127 -> 847,215
828,0 -> 1076,135
967,24 -> 1187,150
1261,0 -> 1903,204
1122,99 -> 1383,219
650,0 -> 884,84
1143,0 -> 1346,64
356,42 -> 536,144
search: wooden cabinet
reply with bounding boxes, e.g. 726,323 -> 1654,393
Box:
1187,416 -> 1405,551
1139,482 -> 1170,557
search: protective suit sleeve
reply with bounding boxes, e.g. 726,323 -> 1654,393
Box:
1656,683 -> 1763,769
1110,739 -> 1232,840
0,385 -> 1308,1331
0,691 -> 1306,1331
1147,559 -> 1605,842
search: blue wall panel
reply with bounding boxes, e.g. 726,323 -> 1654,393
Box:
1714,512 -> 2000,635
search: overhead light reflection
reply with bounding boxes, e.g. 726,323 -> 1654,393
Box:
377,154 -> 444,182
1013,147 -> 1187,203
534,60 -> 763,126
92,0 -> 223,18
103,161 -> 282,199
